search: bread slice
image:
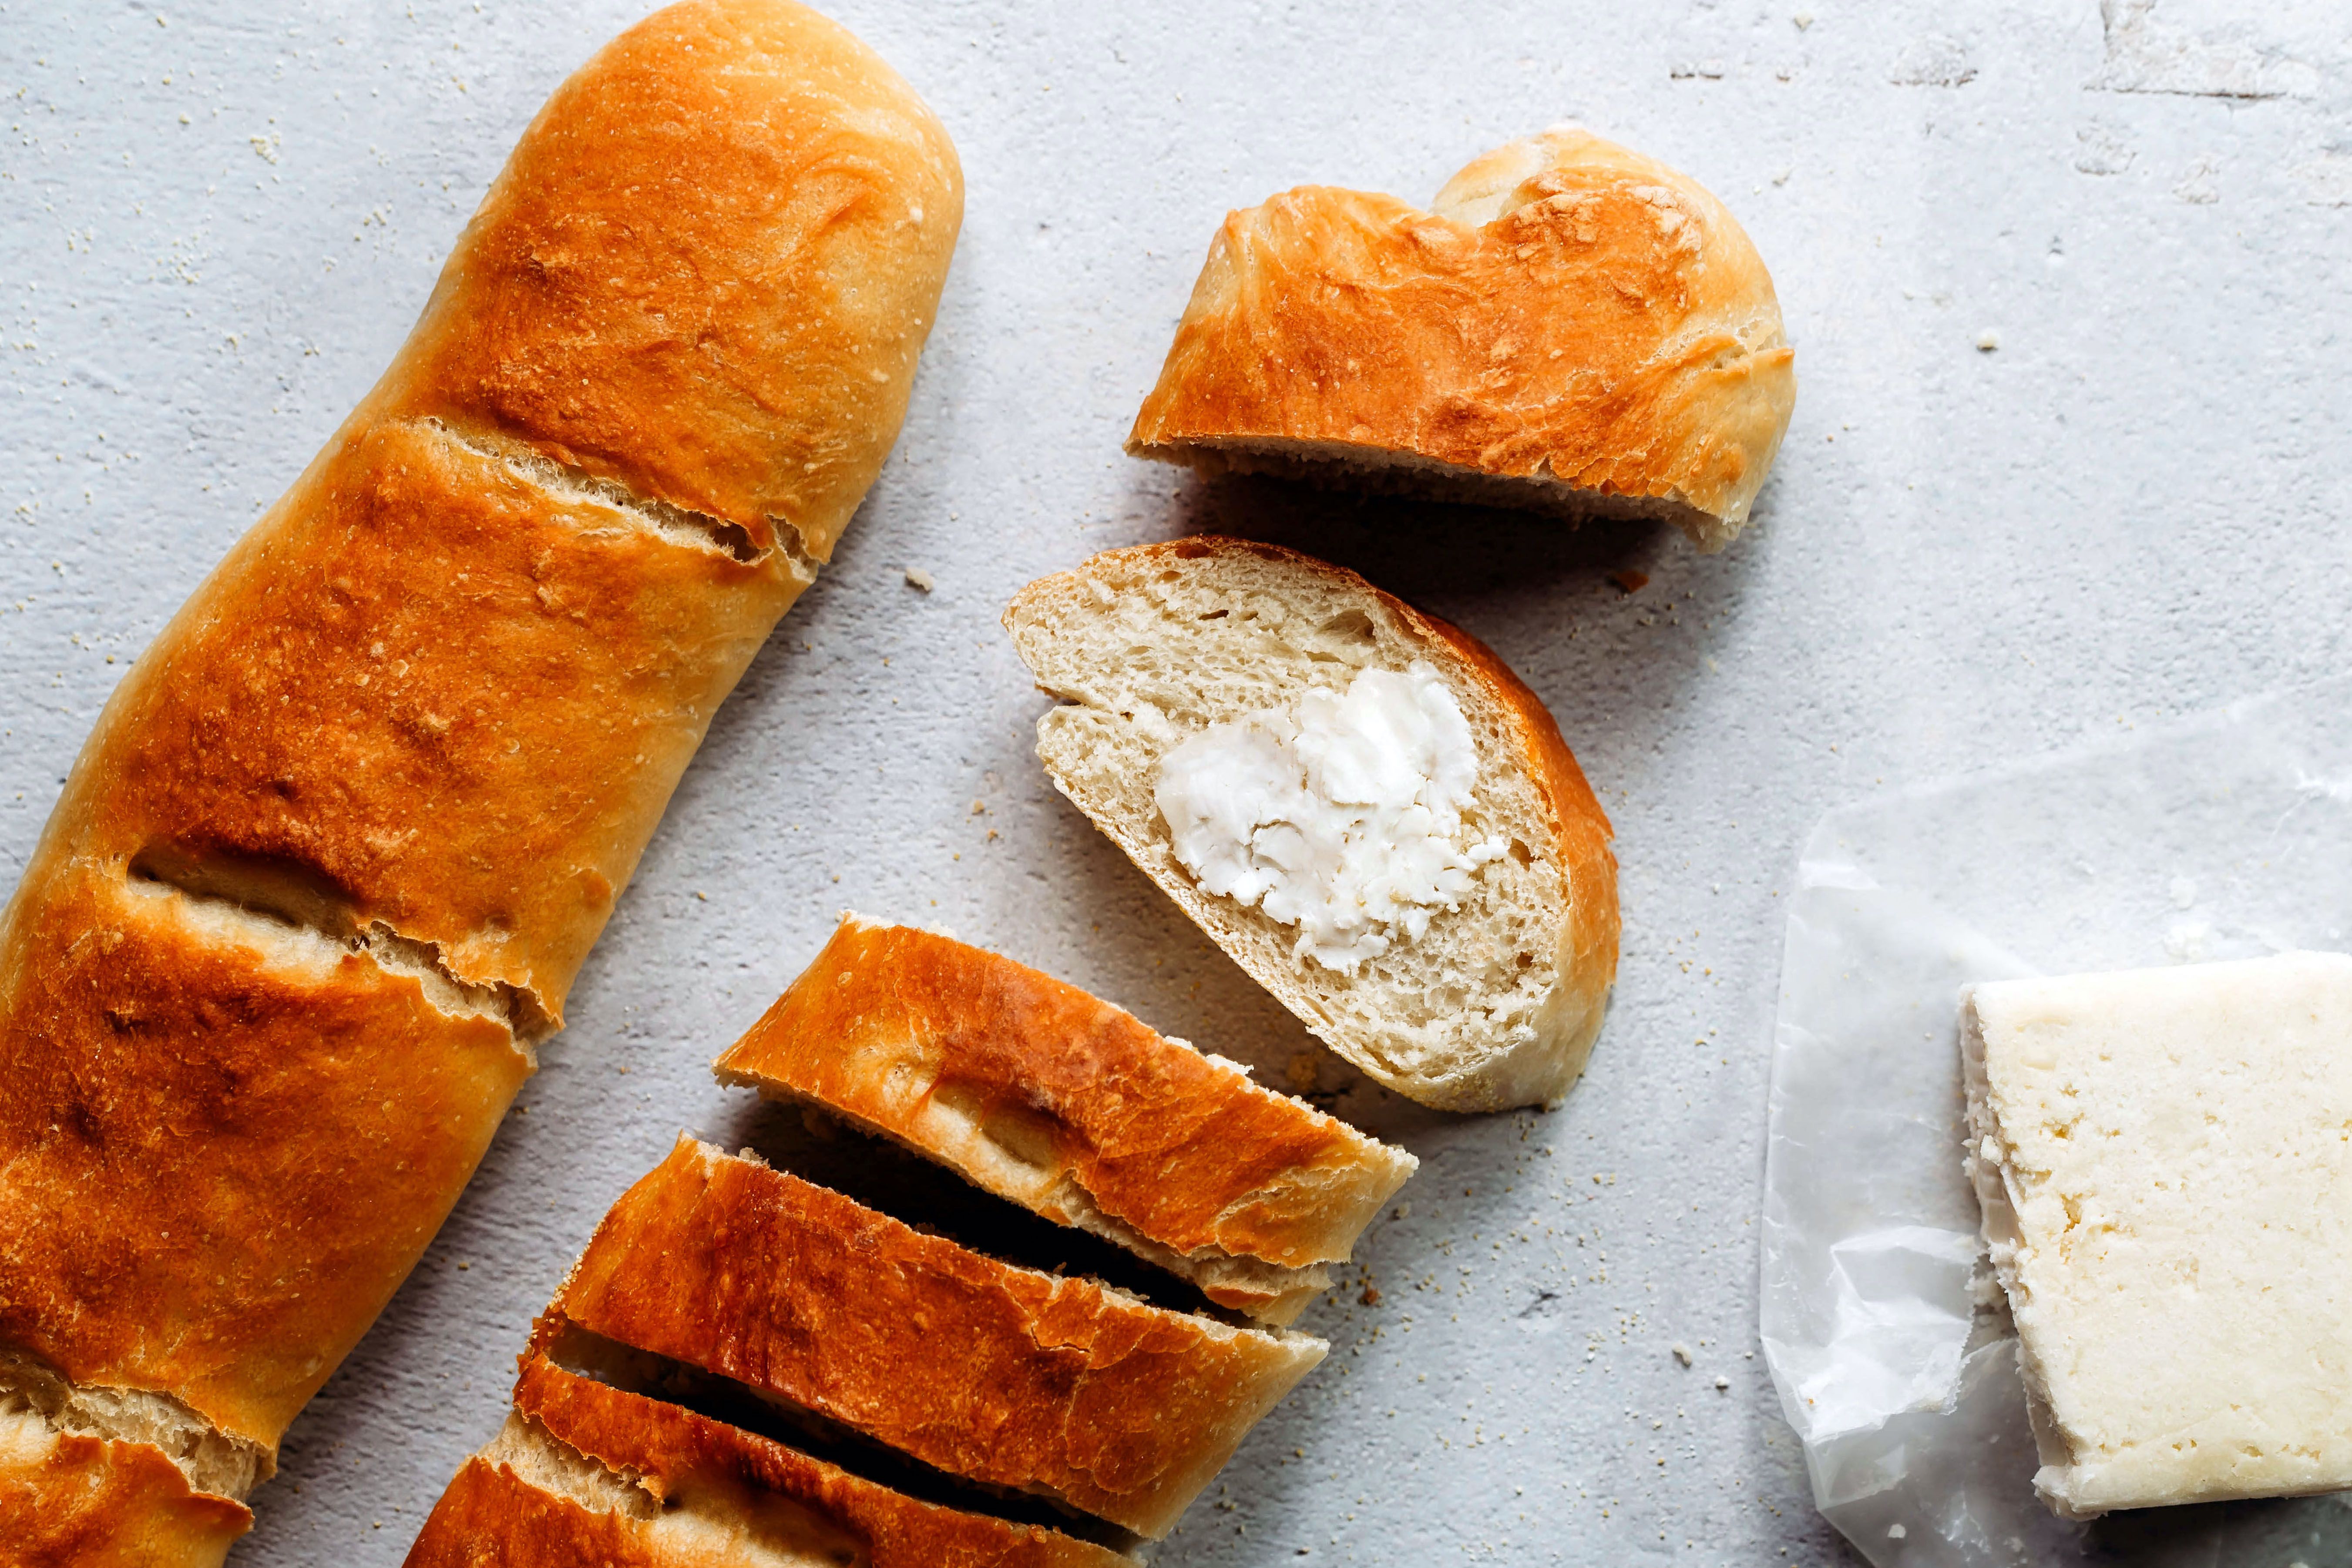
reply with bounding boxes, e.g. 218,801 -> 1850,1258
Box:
553,1137 -> 1324,1539
1127,125 -> 1795,552
1004,537 -> 1619,1111
405,1339 -> 1131,1568
713,914 -> 1417,1324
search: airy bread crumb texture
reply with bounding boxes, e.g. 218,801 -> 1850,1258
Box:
478,1411 -> 867,1566
0,1346 -> 265,1501
1008,539 -> 1611,1109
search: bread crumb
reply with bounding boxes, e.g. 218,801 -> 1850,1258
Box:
1888,1524 -> 1908,1539
904,566 -> 934,592
1976,329 -> 1999,352
1671,1343 -> 1692,1366
1714,1375 -> 1730,1390
1609,569 -> 1649,594
1360,1286 -> 1381,1306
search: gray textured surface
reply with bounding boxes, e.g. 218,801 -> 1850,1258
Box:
0,0 -> 2345,1562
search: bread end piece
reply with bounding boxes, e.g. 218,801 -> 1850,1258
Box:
1128,125 -> 1794,551
1005,538 -> 1618,1111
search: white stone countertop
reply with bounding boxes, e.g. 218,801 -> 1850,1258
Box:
1,1 -> 2346,1563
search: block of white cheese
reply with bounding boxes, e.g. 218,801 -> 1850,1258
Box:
1962,951 -> 2352,1518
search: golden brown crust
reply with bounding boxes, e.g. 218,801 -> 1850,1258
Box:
71,417 -> 804,1032
1005,537 -> 1620,1111
712,917 -> 1414,1309
0,0 -> 961,1515
0,862 -> 528,1452
379,0 -> 962,563
466,1346 -> 1132,1567
554,1138 -> 1324,1538
0,1412 -> 249,1568
1127,127 -> 1794,549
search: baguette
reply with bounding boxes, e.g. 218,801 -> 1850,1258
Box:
713,914 -> 1418,1323
554,1138 -> 1325,1539
405,1332 -> 1131,1568
1005,537 -> 1619,1111
1127,125 -> 1796,551
0,0 -> 959,1546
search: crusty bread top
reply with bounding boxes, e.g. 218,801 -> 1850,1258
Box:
0,1400 -> 249,1568
53,419 -> 803,1039
1128,125 -> 1794,550
554,1138 -> 1324,1538
0,863 -> 529,1457
478,1342 -> 1132,1567
376,0 -> 962,564
1005,538 -> 1620,1111
713,915 -> 1416,1274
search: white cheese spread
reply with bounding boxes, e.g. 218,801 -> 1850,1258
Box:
1962,951 -> 2352,1517
1153,662 -> 1505,971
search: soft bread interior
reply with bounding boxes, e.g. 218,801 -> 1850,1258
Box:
478,1412 -> 871,1566
0,1346 -> 264,1502
1008,545 -> 1579,1104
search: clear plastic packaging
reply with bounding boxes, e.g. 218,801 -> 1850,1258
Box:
1760,675 -> 2352,1566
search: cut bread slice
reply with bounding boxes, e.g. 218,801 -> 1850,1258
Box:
713,914 -> 1417,1324
405,1336 -> 1130,1568
552,1137 -> 1324,1539
1126,125 -> 1796,552
1004,537 -> 1619,1111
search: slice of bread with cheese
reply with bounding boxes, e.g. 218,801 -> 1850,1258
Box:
1005,537 -> 1619,1111
714,914 -> 1418,1324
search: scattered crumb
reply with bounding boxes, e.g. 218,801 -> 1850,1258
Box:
1714,1376 -> 1731,1390
1609,569 -> 1650,594
970,799 -> 987,815
1671,1343 -> 1693,1367
1888,1524 -> 1908,1539
904,566 -> 934,592
1360,1286 -> 1381,1306
1976,329 -> 1999,352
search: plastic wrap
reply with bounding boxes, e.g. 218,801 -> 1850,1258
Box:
1761,675 -> 2352,1566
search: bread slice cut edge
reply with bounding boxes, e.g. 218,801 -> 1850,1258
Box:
712,913 -> 1417,1325
1004,537 -> 1620,1112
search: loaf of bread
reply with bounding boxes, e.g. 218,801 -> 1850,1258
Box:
0,0 -> 958,1548
1005,537 -> 1619,1111
713,914 -> 1417,1323
406,1325 -> 1132,1568
1127,125 -> 1796,551
554,1138 -> 1324,1539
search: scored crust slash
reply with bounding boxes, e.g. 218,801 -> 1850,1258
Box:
0,0 -> 961,1555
